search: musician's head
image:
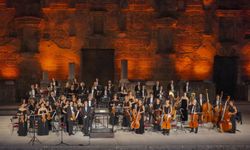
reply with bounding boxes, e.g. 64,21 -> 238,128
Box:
216,94 -> 220,100
69,101 -> 73,106
84,100 -> 88,106
165,100 -> 170,105
138,100 -> 142,105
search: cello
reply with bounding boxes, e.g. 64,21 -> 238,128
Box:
161,105 -> 172,131
202,89 -> 213,123
189,101 -> 199,131
131,108 -> 141,129
219,97 -> 232,132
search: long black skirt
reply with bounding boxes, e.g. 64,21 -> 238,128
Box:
18,122 -> 28,136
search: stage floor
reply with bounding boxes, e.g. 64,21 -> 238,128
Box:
0,102 -> 250,149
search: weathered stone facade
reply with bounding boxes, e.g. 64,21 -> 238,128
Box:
0,0 -> 249,100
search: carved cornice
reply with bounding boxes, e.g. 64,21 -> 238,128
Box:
216,10 -> 249,17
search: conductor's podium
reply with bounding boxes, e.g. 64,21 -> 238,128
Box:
90,108 -> 114,138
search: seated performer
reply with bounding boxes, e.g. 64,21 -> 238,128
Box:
228,100 -> 238,133
17,103 -> 28,136
109,95 -> 120,125
153,98 -> 162,131
161,100 -> 172,135
37,103 -> 49,136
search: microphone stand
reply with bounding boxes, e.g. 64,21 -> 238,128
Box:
56,114 -> 69,146
28,112 -> 42,145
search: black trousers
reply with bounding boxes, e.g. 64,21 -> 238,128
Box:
230,115 -> 236,133
67,120 -> 73,135
83,117 -> 91,134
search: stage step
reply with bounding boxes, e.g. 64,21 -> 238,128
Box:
0,105 -> 18,116
90,128 -> 114,138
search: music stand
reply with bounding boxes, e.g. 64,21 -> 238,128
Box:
55,114 -> 69,146
28,113 -> 42,145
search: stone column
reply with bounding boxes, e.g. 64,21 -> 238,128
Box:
248,85 -> 250,102
120,59 -> 129,83
40,71 -> 49,87
68,62 -> 75,81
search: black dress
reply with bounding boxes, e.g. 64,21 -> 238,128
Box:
153,103 -> 161,131
180,98 -> 188,121
122,101 -> 131,127
17,110 -> 28,136
37,110 -> 49,136
135,106 -> 144,134
229,105 -> 237,133
109,101 -> 119,125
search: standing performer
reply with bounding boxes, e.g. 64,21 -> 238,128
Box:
161,100 -> 172,135
66,101 -> 77,136
17,104 -> 28,136
37,103 -> 49,136
167,80 -> 175,95
81,101 -> 91,136
133,100 -> 145,134
189,99 -> 200,134
146,92 -> 154,123
153,81 -> 160,98
180,93 -> 189,122
122,96 -> 132,127
135,82 -> 142,98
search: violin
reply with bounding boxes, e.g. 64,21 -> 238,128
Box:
202,89 -> 213,123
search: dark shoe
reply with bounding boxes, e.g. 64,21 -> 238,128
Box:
190,128 -> 194,133
195,128 -> 198,134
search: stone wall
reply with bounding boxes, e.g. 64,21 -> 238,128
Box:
0,0 -> 249,100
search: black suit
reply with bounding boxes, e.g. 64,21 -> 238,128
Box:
152,85 -> 160,98
81,106 -> 92,135
66,106 -> 77,135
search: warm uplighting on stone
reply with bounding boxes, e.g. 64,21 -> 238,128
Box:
1,66 -> 19,79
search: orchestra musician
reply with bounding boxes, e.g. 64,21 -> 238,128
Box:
146,92 -> 154,123
183,81 -> 191,96
153,98 -> 162,131
66,101 -> 77,136
135,82 -> 142,98
153,81 -> 160,98
122,96 -> 132,127
109,95 -> 120,125
135,100 -> 145,134
17,103 -> 28,136
189,99 -> 200,134
81,100 -> 92,136
180,92 -> 189,122
77,82 -> 88,99
167,80 -> 175,95
161,100 -> 172,135
37,103 -> 49,136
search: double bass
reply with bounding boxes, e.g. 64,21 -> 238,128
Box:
202,89 -> 213,123
219,97 -> 232,132
213,91 -> 223,125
